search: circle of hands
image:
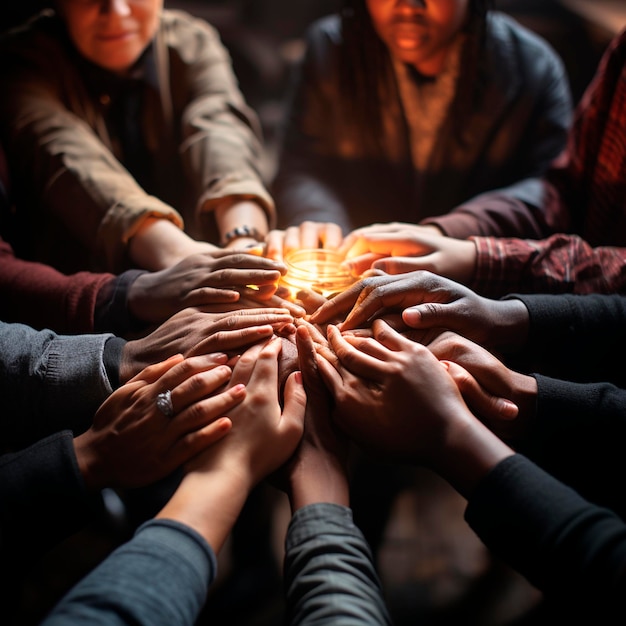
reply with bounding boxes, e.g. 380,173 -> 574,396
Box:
79,220 -> 530,497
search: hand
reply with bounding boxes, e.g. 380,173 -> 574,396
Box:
315,321 -> 514,497
120,307 -> 298,383
340,222 -> 444,258
265,221 -> 344,262
186,336 -> 306,488
426,332 -> 538,445
155,336 -> 306,551
74,353 -> 243,490
281,325 -> 350,512
127,251 -> 288,324
311,270 -> 530,350
340,227 -> 476,283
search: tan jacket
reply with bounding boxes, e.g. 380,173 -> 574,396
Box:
0,9 -> 274,272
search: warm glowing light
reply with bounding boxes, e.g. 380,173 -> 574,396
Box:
280,249 -> 356,299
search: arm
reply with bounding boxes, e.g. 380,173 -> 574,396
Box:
316,322 -> 626,616
470,233 -> 626,297
1,353 -> 236,569
0,237 -> 114,333
174,14 -> 274,243
0,321 -> 114,447
422,17 -> 573,240
40,338 -> 305,626
283,325 -> 392,626
465,454 -> 626,622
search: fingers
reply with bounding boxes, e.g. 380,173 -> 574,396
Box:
279,371 -> 306,440
443,361 -> 518,422
371,256 -> 428,274
326,325 -> 388,381
265,230 -> 285,262
188,325 -> 276,358
295,325 -> 326,395
167,364 -> 233,419
127,353 -> 185,384
228,335 -> 281,389
309,281 -> 364,324
342,252 -> 387,276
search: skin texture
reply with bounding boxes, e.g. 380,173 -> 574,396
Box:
339,224 -> 477,282
310,270 -> 530,351
74,353 -> 241,490
314,320 -> 514,499
283,325 -> 350,513
156,337 -> 306,552
365,0 -> 470,76
55,0 -> 162,75
120,307 -> 299,384
265,222 -> 345,263
127,251 -> 289,325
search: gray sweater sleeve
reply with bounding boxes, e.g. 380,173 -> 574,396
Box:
40,519 -> 217,626
284,503 -> 392,625
0,321 -> 115,446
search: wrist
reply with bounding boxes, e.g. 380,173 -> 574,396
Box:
220,225 -> 264,248
157,468 -> 250,552
288,454 -> 350,513
430,411 -> 514,500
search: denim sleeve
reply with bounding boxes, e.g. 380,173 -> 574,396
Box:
41,519 -> 217,626
284,503 -> 392,626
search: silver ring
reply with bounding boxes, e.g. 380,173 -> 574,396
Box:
156,389 -> 174,418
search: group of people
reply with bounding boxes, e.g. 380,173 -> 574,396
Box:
1,0 -> 626,624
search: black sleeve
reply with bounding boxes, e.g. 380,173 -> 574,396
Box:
518,375 -> 626,519
0,431 -> 100,568
465,454 -> 626,623
506,293 -> 626,386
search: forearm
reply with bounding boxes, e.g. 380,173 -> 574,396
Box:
41,519 -> 217,626
430,411 -> 515,500
156,469 -> 250,554
284,503 -> 392,626
213,199 -> 269,248
0,432 -> 96,566
0,322 -> 114,445
465,454 -> 626,619
128,218 -> 213,271
288,453 -> 350,514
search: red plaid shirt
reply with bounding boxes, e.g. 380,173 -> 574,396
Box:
471,28 -> 626,297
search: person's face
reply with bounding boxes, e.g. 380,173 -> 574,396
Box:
365,0 -> 469,75
56,0 -> 163,74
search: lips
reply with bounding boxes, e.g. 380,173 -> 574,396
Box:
96,31 -> 136,42
390,23 -> 428,50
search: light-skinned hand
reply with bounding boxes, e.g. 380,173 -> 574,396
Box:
265,222 -> 344,262
340,226 -> 476,282
74,353 -> 242,490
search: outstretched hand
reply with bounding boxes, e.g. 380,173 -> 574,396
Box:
128,250 -> 289,324
120,307 -> 298,383
74,353 -> 242,490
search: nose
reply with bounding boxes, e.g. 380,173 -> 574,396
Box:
102,0 -> 132,16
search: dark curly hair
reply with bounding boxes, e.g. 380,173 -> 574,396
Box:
339,0 -> 494,154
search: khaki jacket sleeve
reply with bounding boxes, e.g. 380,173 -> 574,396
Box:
166,11 -> 275,231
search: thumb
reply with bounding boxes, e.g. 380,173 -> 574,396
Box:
280,371 -> 307,441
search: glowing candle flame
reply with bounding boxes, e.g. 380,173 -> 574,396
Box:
280,249 -> 356,299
